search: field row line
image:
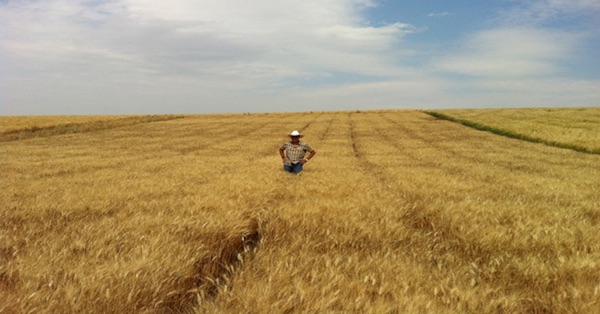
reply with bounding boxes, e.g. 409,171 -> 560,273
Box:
191,113 -> 331,309
347,112 -> 565,311
425,111 -> 600,155
377,114 -> 552,177
0,115 -> 185,142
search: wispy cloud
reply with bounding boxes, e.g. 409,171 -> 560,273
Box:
1,0 -> 418,114
495,0 -> 600,27
435,27 -> 579,78
428,12 -> 452,17
427,0 -> 599,108
0,0 -> 598,114
436,0 -> 600,79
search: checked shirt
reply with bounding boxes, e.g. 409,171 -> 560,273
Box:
281,142 -> 313,165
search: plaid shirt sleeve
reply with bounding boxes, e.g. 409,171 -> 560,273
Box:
302,143 -> 313,152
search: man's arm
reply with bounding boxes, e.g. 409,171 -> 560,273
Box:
302,150 -> 316,163
279,147 -> 286,161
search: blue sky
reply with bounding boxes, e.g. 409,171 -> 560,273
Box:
1,0 -> 599,115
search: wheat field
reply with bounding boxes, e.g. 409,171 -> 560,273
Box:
1,110 -> 599,313
0,116 -> 133,133
0,115 -> 183,142
436,107 -> 600,152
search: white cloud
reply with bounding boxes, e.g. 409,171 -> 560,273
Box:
2,1 -> 413,81
424,0 -> 599,108
291,77 -> 447,109
1,0 -> 419,114
452,78 -> 600,108
0,0 -> 598,115
435,27 -> 580,78
272,76 -> 600,110
426,0 -> 598,108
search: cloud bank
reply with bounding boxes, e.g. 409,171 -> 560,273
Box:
1,0 -> 598,115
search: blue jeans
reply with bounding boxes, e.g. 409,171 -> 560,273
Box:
284,163 -> 303,173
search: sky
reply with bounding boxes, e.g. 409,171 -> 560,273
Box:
1,0 -> 599,115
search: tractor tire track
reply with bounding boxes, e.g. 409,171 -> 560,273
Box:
319,117 -> 334,142
190,113 -> 332,310
349,114 -> 361,159
347,111 -> 592,313
346,112 -> 481,310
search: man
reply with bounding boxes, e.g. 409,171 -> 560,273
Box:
279,130 -> 316,174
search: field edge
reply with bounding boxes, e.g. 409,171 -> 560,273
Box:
424,110 -> 600,155
0,115 -> 185,142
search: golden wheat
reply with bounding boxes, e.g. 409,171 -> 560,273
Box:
0,115 -> 128,133
0,115 -> 184,142
436,107 -> 600,152
1,110 -> 599,313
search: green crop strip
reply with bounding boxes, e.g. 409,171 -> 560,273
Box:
424,111 -> 600,155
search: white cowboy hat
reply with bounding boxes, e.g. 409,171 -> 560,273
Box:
289,130 -> 303,137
